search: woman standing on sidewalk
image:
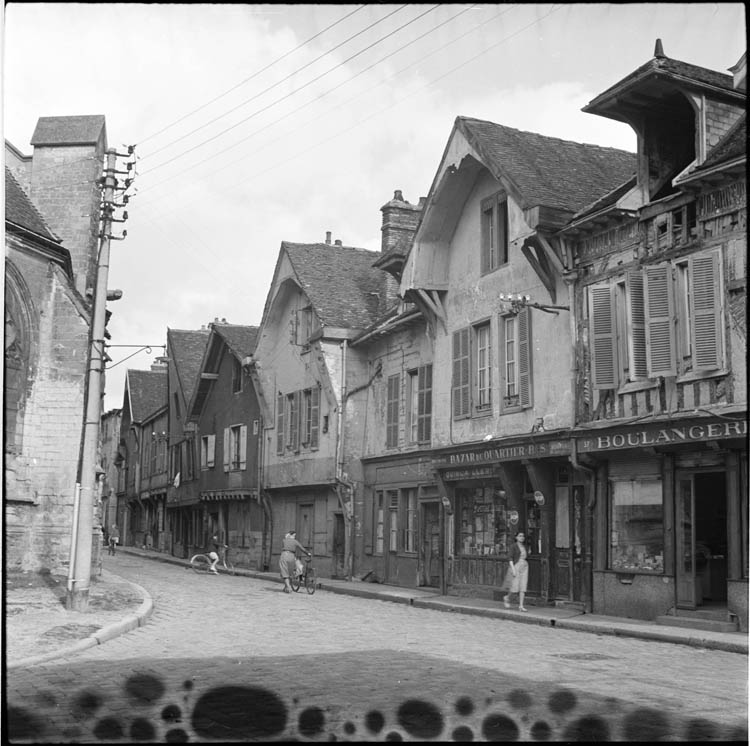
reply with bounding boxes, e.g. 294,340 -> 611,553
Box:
279,530 -> 310,593
504,532 -> 529,611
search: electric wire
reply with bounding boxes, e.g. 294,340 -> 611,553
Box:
140,4 -> 439,174
140,4 -> 411,162
137,5 -> 368,147
138,2 -> 488,196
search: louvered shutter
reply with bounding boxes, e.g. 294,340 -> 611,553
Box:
239,425 -> 247,470
518,308 -> 532,407
417,365 -> 432,442
588,283 -> 619,389
644,264 -> 677,377
223,428 -> 230,472
386,375 -> 400,448
207,434 -> 215,468
626,271 -> 648,379
290,392 -> 300,452
276,393 -> 285,454
452,328 -> 470,417
310,385 -> 320,449
690,250 -> 722,371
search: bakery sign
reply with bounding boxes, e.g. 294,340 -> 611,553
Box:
577,420 -> 747,452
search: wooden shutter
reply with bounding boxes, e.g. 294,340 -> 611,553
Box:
276,393 -> 285,454
207,434 -> 215,468
290,392 -> 300,452
588,283 -> 619,389
452,328 -> 470,417
239,425 -> 247,470
417,365 -> 432,443
386,374 -> 400,448
310,385 -> 320,449
690,250 -> 722,371
626,271 -> 648,379
518,307 -> 532,407
223,428 -> 230,472
644,264 -> 677,377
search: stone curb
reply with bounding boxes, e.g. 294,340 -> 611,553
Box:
7,578 -> 154,670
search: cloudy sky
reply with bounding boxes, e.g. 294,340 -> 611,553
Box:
4,3 -> 746,410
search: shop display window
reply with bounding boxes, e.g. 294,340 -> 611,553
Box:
609,478 -> 664,572
457,486 -> 509,556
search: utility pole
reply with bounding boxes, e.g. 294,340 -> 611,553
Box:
67,147 -> 128,610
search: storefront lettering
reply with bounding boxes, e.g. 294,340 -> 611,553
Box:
579,420 -> 747,452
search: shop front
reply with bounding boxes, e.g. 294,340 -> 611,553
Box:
432,434 -> 587,606
576,413 -> 748,630
361,454 -> 439,589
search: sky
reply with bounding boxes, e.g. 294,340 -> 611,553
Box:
3,3 -> 746,411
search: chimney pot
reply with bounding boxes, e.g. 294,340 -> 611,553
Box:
325,231 -> 332,245
334,239 -> 342,246
393,189 -> 404,201
654,38 -> 665,58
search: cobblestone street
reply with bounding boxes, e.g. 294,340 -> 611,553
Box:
7,554 -> 748,742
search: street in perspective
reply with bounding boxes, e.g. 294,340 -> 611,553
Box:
6,551 -> 748,742
4,5 -> 749,743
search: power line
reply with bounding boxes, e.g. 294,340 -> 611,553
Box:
138,3 -> 486,197
140,4 -> 412,162
137,5 -> 368,147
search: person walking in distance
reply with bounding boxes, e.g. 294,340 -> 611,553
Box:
504,531 -> 529,611
279,530 -> 310,593
108,524 -> 120,556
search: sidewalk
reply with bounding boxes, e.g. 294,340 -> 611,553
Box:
5,545 -> 746,670
5,565 -> 153,669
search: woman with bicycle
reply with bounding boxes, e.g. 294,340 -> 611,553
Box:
279,530 -> 310,593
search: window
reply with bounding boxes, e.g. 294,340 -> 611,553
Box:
374,491 -> 385,555
589,249 -> 723,388
474,322 -> 491,413
200,434 -> 216,469
407,365 -> 432,443
386,374 -> 400,448
457,486 -> 509,556
287,392 -> 299,451
404,488 -> 417,553
296,306 -> 314,346
232,357 -> 243,393
609,478 -> 664,573
481,192 -> 509,273
224,425 -> 247,471
301,386 -> 321,448
498,307 -> 532,410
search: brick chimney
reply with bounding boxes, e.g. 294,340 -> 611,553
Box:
29,115 -> 107,299
380,189 -> 423,254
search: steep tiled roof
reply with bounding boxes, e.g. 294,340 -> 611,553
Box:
697,113 -> 746,170
588,56 -> 735,109
569,175 -> 638,222
5,167 -> 59,241
457,117 -> 637,213
213,324 -> 259,360
284,242 -> 383,329
168,328 -> 210,400
126,369 -> 168,423
31,115 -> 106,146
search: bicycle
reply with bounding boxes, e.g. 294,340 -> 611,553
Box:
290,555 -> 316,594
190,544 -> 235,575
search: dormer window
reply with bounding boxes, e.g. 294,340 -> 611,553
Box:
481,192 -> 508,273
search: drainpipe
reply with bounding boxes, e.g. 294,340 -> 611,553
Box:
67,484 -> 81,593
336,340 -> 354,580
257,414 -> 272,572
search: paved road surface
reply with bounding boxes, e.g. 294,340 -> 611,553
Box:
7,553 -> 747,742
